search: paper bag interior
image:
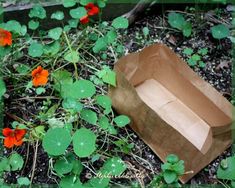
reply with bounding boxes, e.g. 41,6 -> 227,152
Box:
135,79 -> 210,153
121,46 -> 231,154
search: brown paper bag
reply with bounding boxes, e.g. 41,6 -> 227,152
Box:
109,44 -> 233,183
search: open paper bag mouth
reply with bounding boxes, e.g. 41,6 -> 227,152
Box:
109,43 -> 233,183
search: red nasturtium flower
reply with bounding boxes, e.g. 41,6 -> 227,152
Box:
2,128 -> 26,148
85,3 -> 99,16
0,28 -> 12,47
32,66 -> 49,87
80,15 -> 90,24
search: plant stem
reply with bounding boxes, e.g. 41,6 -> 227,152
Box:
30,140 -> 39,187
63,32 -> 79,80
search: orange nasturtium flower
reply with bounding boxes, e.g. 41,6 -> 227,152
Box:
0,28 -> 12,47
2,128 -> 26,148
80,15 -> 90,24
85,3 -> 99,16
32,66 -> 49,87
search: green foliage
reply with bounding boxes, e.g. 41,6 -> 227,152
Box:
114,115 -> 130,127
70,7 -> 87,19
48,27 -> 63,40
60,175 -> 82,188
28,20 -> 39,30
142,27 -> 150,37
9,153 -> 24,171
28,42 -> 43,57
64,50 -> 80,63
0,2 -> 133,187
168,12 -> 192,37
51,11 -> 65,21
101,157 -> 127,175
29,4 -> 46,19
95,95 -> 112,114
211,24 -> 230,39
42,128 -> 71,156
217,156 -> 235,180
161,154 -> 185,184
17,177 -> 30,186
73,128 -> 97,157
63,0 -> 77,8
60,80 -> 96,99
0,78 -> 6,98
183,47 -> 207,68
96,66 -> 116,86
62,98 -> 83,112
112,17 -> 129,29
54,157 -> 74,176
80,109 -> 97,125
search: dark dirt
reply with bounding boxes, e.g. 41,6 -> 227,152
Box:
3,5 -> 233,187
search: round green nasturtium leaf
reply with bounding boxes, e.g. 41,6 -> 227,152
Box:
9,153 -> 24,171
101,69 -> 116,87
63,0 -> 76,8
36,87 -> 46,95
42,128 -> 71,156
72,159 -> 83,175
74,80 -> 96,99
93,37 -> 108,53
88,177 -> 110,188
43,41 -> 61,56
15,64 -> 30,74
28,42 -> 43,57
0,46 -> 11,58
114,115 -> 130,127
64,50 -> 80,63
112,17 -> 129,29
73,128 -> 97,158
28,20 -> 39,30
101,157 -> 127,176
168,12 -> 185,30
54,158 -> 73,176
116,45 -> 124,54
17,177 -> 30,186
4,20 -> 21,34
95,95 -> 112,110
69,7 -> 87,19
62,98 -> 83,112
97,0 -> 106,8
60,80 -> 96,99
68,19 -> 79,28
80,109 -> 97,125
0,158 -> 10,172
211,24 -> 230,39
98,116 -> 110,130
163,170 -> 177,184
60,175 -> 82,188
166,154 -> 179,164
51,11 -> 64,20
29,4 -> 46,19
108,126 -> 117,135
48,27 -> 63,40
217,157 -> 235,180
182,22 -> 192,37
0,78 -> 6,98
105,30 -> 117,44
